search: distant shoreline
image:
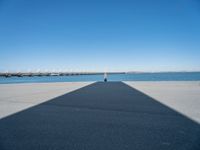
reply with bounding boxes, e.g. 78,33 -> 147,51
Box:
0,72 -> 200,84
0,71 -> 200,77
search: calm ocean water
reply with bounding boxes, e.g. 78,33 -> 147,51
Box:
0,72 -> 200,84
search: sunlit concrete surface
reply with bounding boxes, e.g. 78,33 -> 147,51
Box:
124,81 -> 200,123
0,82 -> 94,119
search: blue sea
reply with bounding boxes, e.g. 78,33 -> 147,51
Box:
0,72 -> 200,84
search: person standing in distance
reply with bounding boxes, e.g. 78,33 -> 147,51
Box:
104,72 -> 107,82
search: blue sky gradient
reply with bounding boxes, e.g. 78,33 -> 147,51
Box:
0,0 -> 200,72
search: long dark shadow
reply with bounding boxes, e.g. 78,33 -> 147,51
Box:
0,82 -> 199,150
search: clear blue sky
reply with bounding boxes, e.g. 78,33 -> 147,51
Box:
0,0 -> 200,72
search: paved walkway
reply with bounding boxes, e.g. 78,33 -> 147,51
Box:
0,82 -> 199,150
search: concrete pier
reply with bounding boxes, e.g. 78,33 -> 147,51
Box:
0,82 -> 200,150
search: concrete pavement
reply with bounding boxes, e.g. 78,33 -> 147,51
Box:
0,82 -> 93,119
0,82 -> 200,150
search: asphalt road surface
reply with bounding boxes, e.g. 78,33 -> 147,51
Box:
0,82 -> 199,150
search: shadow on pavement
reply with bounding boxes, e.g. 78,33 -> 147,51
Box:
0,82 -> 199,150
